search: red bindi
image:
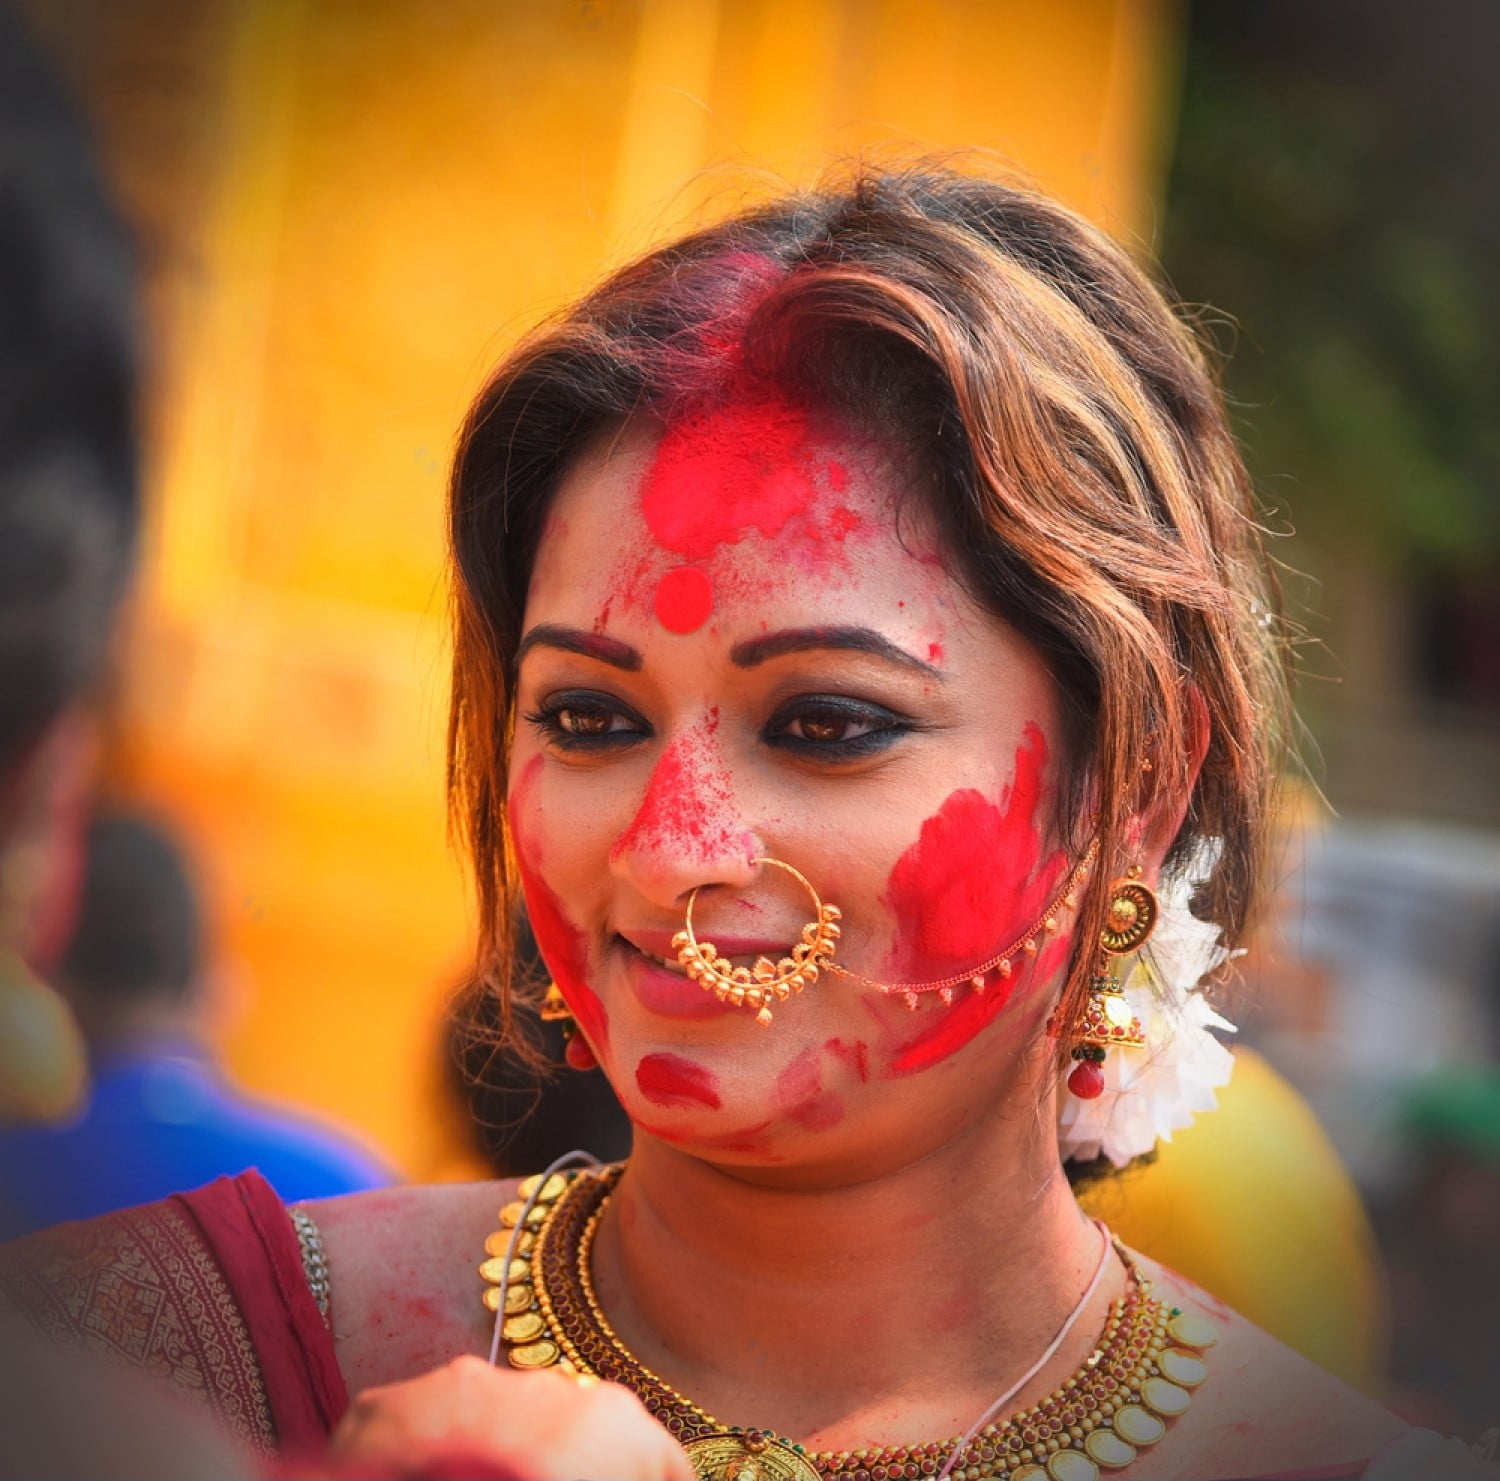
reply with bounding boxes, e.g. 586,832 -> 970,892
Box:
652,565 -> 714,634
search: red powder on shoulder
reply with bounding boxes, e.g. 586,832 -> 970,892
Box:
653,566 -> 714,633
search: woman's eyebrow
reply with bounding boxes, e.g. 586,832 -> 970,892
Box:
515,624 -> 643,671
729,626 -> 942,678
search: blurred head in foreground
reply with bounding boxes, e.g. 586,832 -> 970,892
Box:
0,4 -> 138,1122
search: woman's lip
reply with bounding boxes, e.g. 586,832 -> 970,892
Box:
622,944 -> 740,1019
618,931 -> 814,1020
622,929 -> 798,962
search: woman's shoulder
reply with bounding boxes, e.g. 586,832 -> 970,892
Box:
1125,1248 -> 1408,1479
0,1168 -> 340,1455
302,1174 -> 522,1397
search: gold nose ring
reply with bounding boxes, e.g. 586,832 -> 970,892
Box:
670,858 -> 842,1026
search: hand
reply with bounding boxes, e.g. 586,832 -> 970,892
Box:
322,1355 -> 696,1480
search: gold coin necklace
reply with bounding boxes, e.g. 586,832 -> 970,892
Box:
480,1167 -> 1218,1481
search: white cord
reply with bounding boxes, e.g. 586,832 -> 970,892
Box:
934,1219 -> 1115,1481
485,1148 -> 603,1367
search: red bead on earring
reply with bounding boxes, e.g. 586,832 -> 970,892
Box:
542,981 -> 598,1072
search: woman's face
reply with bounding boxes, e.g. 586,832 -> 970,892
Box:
508,398 -> 1079,1180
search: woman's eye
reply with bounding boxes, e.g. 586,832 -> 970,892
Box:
525,693 -> 647,751
786,712 -> 865,744
556,707 -> 620,736
767,698 -> 909,758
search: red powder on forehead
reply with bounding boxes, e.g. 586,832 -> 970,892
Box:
638,397 -> 864,571
652,565 -> 714,633
641,398 -> 814,559
510,755 -> 609,1053
636,1053 -> 722,1110
609,721 -> 753,868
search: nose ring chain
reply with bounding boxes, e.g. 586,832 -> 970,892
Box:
671,858 -> 842,1026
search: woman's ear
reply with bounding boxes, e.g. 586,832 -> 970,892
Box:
1131,686 -> 1211,881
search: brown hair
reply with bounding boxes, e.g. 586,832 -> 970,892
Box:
448,164 -> 1288,1069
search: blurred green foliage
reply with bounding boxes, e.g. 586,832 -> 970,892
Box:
1160,48 -> 1500,566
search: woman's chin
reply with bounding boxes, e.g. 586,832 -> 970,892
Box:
628,1106 -> 789,1162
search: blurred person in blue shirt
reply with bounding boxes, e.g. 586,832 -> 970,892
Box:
0,809 -> 391,1237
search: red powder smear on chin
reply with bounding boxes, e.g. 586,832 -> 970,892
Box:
510,756 -> 609,1052
824,1037 -> 871,1084
880,723 -> 1069,1076
774,1048 -> 844,1132
632,1115 -> 779,1158
653,565 -> 714,633
636,1052 -> 722,1110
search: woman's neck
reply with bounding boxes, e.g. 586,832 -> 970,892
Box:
591,1111 -> 1115,1450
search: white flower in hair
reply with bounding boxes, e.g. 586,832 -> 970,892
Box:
1056,853 -> 1238,1169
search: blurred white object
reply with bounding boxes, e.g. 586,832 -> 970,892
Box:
1250,817 -> 1500,1190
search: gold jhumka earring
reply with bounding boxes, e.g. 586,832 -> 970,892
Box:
672,857 -> 842,1026
541,981 -> 598,1070
1066,864 -> 1156,1100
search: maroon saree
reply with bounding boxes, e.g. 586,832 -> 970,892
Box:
0,1170 -> 346,1457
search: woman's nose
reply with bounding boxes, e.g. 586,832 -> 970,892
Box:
607,727 -> 760,908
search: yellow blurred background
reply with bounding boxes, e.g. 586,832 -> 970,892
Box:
27,0 -> 1180,1179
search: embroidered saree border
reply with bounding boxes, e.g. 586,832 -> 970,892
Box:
0,1170 -> 350,1457
0,1190 -> 278,1454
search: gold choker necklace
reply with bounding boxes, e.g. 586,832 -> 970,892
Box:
479,1168 -> 1217,1481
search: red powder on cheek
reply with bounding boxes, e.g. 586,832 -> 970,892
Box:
884,938 -> 1069,1079
879,724 -> 1070,1076
826,460 -> 848,492
881,724 -> 1054,980
652,566 -> 714,633
510,756 -> 609,1053
824,1037 -> 871,1084
636,1053 -> 722,1110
